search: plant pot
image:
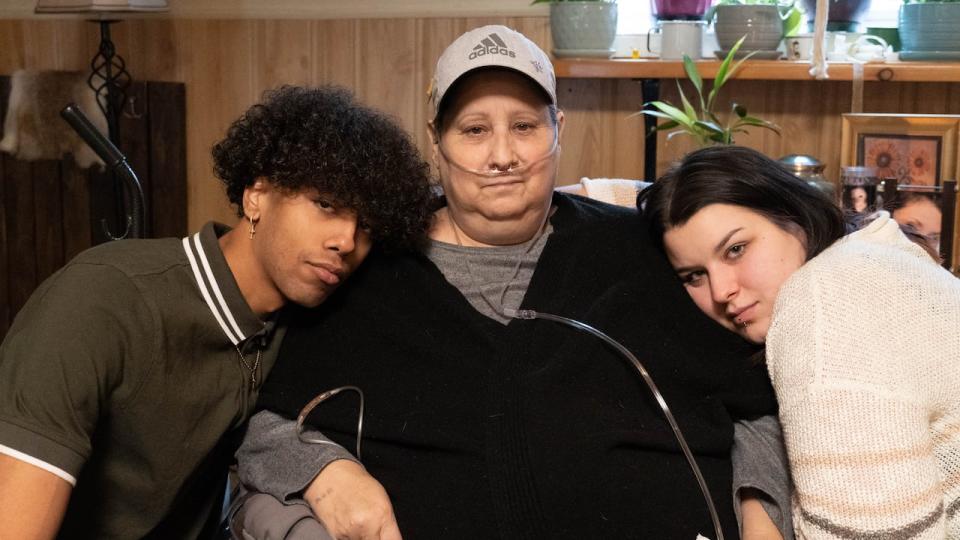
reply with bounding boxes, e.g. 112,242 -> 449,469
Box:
800,0 -> 872,32
714,4 -> 783,53
899,3 -> 960,53
652,0 -> 711,21
550,1 -> 618,52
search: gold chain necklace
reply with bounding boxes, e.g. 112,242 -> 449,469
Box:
235,345 -> 262,389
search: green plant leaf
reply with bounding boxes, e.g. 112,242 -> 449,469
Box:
707,35 -> 745,112
681,55 -> 708,113
643,101 -> 696,128
682,55 -> 702,96
781,3 -> 803,36
710,132 -> 729,144
693,120 -> 726,135
653,119 -> 681,131
732,103 -> 748,118
677,81 -> 698,122
733,116 -> 782,135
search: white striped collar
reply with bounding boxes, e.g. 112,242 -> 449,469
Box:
182,222 -> 264,346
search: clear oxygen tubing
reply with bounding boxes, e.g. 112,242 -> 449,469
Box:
504,308 -> 724,540
436,122 -> 560,179
296,385 -> 365,461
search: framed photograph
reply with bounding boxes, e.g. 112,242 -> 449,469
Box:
840,114 -> 960,187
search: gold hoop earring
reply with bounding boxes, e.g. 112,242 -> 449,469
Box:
248,216 -> 257,239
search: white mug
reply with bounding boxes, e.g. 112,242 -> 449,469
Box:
647,21 -> 705,60
785,34 -> 815,60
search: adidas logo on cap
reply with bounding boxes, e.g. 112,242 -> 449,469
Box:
468,33 -> 516,60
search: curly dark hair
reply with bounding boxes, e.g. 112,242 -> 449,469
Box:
213,85 -> 435,251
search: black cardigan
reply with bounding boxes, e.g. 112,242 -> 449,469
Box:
260,194 -> 775,539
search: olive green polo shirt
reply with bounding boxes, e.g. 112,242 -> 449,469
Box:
0,222 -> 284,539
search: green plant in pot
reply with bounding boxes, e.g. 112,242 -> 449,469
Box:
711,0 -> 803,54
532,0 -> 619,55
899,0 -> 960,60
640,36 -> 781,146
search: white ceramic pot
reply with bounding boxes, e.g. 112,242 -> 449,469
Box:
714,4 -> 783,53
551,1 -> 619,52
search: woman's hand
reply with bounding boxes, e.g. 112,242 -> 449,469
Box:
304,459 -> 402,540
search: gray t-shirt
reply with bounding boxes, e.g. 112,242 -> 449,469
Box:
424,224 -> 552,324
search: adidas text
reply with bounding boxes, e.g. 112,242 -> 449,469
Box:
469,46 -> 516,60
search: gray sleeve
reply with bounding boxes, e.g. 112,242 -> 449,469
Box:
236,410 -> 359,500
228,484 -> 333,540
731,414 -> 795,540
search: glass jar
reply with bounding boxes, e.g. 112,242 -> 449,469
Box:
840,165 -> 880,214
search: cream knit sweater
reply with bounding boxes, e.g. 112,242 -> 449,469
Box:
766,213 -> 960,539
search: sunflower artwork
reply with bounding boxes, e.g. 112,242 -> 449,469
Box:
859,134 -> 941,186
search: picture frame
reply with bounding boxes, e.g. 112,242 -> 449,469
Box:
840,113 -> 960,187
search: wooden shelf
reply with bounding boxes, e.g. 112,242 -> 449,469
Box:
554,58 -> 960,82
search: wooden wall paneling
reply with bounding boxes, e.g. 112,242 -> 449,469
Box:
18,19 -> 54,69
31,160 -> 64,281
60,162 -> 91,262
413,18 -> 456,157
110,18 -> 181,84
311,19 -> 357,89
607,79 -> 647,179
354,19 -> 418,136
148,82 -> 187,239
53,19 -> 93,71
0,21 -> 26,73
6,157 -> 38,320
253,19 -> 312,92
181,19 -> 258,228
20,20 -> 71,71
119,82 -> 152,236
556,79 -> 644,183
866,82 -> 952,114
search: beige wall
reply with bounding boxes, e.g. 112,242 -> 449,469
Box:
2,16 -> 960,232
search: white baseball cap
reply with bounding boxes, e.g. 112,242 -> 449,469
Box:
428,25 -> 557,121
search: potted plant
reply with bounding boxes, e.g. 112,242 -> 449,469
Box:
899,0 -> 960,59
533,0 -> 619,54
799,0 -> 872,32
711,0 -> 803,55
652,0 -> 712,20
640,36 -> 781,146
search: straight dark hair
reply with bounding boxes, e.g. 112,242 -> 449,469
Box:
637,145 -> 847,261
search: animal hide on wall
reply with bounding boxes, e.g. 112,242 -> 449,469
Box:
0,70 -> 107,169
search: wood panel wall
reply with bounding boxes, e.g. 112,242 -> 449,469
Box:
0,77 -> 186,337
2,17 -> 960,234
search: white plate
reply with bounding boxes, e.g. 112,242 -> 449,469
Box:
553,48 -> 616,59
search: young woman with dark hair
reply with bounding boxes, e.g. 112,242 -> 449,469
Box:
639,145 -> 960,539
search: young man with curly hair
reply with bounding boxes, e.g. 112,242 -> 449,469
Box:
0,85 -> 434,539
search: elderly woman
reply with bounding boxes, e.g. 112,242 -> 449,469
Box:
233,26 -> 783,539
